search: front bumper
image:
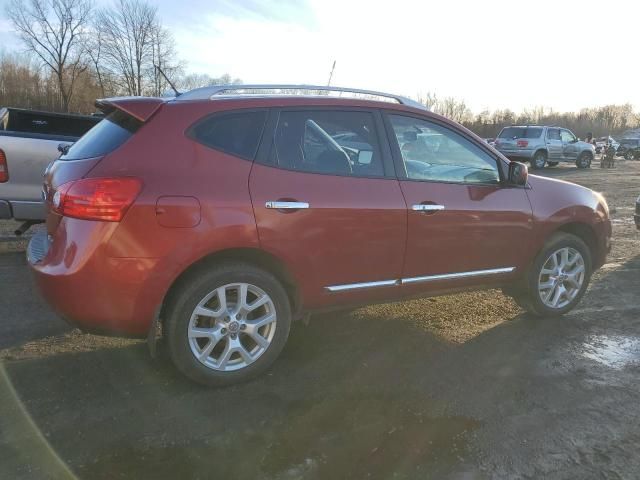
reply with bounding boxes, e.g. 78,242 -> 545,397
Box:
27,222 -> 161,337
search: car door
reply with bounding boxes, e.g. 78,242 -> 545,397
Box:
384,113 -> 534,294
249,108 -> 407,309
546,128 -> 563,160
560,129 -> 578,160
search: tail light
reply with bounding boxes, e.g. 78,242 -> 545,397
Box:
517,140 -> 529,147
0,149 -> 8,183
52,177 -> 142,222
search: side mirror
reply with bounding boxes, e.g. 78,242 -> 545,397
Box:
508,161 -> 528,186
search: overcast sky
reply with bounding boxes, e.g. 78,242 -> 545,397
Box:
1,0 -> 638,113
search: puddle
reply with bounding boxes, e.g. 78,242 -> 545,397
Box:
581,335 -> 640,369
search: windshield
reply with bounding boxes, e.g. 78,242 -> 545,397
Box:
498,127 -> 543,139
60,110 -> 141,161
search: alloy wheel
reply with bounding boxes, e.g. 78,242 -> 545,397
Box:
538,247 -> 585,309
187,283 -> 277,371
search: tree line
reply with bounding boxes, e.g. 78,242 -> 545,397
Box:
2,0 -> 639,139
2,0 -> 239,114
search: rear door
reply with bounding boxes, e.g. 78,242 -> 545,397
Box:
249,108 -> 407,309
546,128 -> 563,160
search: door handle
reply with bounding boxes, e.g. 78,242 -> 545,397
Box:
265,201 -> 310,210
412,204 -> 445,212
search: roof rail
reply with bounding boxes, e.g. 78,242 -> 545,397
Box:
174,84 -> 428,110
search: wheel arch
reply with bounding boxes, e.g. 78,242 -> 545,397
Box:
555,222 -> 598,264
159,247 -> 302,324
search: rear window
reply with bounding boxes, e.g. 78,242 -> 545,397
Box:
2,109 -> 99,137
60,110 -> 141,161
498,127 -> 543,139
188,110 -> 267,160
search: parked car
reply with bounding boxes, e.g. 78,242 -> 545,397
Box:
0,107 -> 100,227
595,136 -> 619,154
494,125 -> 596,169
28,85 -> 612,386
617,138 -> 640,160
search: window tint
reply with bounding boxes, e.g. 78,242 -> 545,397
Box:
560,129 -> 576,143
190,110 -> 267,160
389,115 -> 500,184
60,110 -> 141,161
547,128 -> 561,141
270,110 -> 384,177
4,109 -> 99,137
498,127 -> 542,139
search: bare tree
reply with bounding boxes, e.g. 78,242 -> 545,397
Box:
95,0 -> 180,97
6,0 -> 92,112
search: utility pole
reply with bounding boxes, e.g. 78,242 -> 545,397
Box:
327,60 -> 336,86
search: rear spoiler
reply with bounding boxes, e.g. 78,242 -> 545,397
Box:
95,97 -> 165,122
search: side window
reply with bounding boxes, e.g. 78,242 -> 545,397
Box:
547,128 -> 561,141
388,114 -> 500,184
560,129 -> 576,143
189,110 -> 267,160
270,110 -> 384,177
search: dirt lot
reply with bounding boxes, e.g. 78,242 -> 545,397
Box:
1,161 -> 639,479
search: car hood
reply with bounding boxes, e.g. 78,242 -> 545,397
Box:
527,174 -> 607,215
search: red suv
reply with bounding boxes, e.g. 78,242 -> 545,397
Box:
28,85 -> 612,386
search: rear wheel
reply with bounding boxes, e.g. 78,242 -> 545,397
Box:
531,151 -> 547,170
576,152 -> 592,169
165,262 -> 292,386
509,233 -> 592,317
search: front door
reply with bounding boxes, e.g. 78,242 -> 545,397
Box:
546,128 -> 563,160
249,108 -> 407,309
385,113 -> 534,293
560,129 -> 579,160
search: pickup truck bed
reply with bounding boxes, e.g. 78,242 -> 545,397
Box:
0,108 -> 100,221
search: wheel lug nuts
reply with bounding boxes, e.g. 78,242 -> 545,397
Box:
240,324 -> 246,331
221,328 -> 227,334
231,333 -> 237,339
236,314 -> 241,320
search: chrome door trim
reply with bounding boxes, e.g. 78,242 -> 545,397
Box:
401,267 -> 515,285
412,204 -> 445,212
265,201 -> 310,210
325,279 -> 399,293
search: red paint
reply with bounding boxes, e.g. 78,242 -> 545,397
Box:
30,96 -> 612,337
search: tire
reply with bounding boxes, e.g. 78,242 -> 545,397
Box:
547,161 -> 559,167
576,152 -> 592,169
625,150 -> 634,160
165,262 -> 292,386
510,233 -> 592,317
531,151 -> 547,170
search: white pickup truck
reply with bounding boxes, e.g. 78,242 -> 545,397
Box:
0,108 -> 99,232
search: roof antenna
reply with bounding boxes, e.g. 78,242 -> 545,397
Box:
155,64 -> 181,97
327,60 -> 336,86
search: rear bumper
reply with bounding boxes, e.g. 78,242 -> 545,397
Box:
0,200 -> 11,219
496,149 -> 535,160
0,200 -> 46,220
28,221 -> 162,337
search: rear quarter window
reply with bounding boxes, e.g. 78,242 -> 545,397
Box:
188,110 -> 267,160
60,110 -> 141,161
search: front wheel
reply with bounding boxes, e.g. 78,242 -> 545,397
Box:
576,152 -> 592,169
531,151 -> 547,170
165,262 -> 292,386
510,233 -> 592,317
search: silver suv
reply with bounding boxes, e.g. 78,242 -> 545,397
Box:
494,125 -> 595,169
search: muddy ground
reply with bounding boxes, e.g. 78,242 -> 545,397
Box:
1,161 -> 639,479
